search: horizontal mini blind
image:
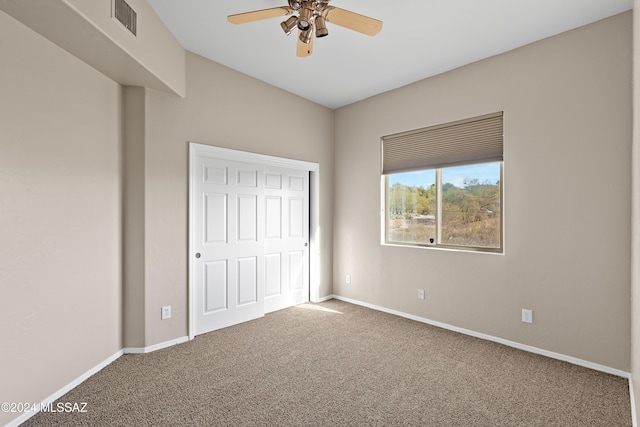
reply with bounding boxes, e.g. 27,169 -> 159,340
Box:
382,112 -> 503,174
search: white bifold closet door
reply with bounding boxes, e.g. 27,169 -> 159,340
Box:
192,155 -> 309,336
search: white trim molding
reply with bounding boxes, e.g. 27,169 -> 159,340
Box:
330,294 -> 631,379
5,350 -> 124,427
7,334 -> 192,427
316,294 -> 334,303
123,336 -> 190,354
189,143 -> 319,171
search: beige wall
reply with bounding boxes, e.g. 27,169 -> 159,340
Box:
0,0 -> 186,96
125,52 -> 335,346
631,0 -> 640,421
0,11 -> 123,426
333,12 -> 632,371
123,86 -> 147,348
65,0 -> 186,95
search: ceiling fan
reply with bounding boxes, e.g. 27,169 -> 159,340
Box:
227,1 -> 383,57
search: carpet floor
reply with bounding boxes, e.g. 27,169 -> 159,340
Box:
22,299 -> 631,426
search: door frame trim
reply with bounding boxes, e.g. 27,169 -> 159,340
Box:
188,142 -> 320,340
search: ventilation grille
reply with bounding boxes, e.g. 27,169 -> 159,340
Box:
114,0 -> 137,36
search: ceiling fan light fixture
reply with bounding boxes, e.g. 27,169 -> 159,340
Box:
297,19 -> 310,31
315,15 -> 328,37
299,28 -> 313,44
227,1 -> 383,58
297,4 -> 313,31
288,0 -> 302,9
280,15 -> 298,34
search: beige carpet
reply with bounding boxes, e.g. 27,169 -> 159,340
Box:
23,299 -> 631,426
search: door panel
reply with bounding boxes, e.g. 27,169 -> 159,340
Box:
237,168 -> 257,186
265,253 -> 282,297
289,197 -> 304,237
205,165 -> 227,184
289,175 -> 304,191
288,250 -> 304,290
265,196 -> 282,239
237,256 -> 258,305
205,193 -> 227,243
204,260 -> 227,312
237,194 -> 257,241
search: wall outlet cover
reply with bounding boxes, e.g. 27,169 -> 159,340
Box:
161,305 -> 171,320
522,308 -> 533,324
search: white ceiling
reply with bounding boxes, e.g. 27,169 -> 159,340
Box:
147,0 -> 632,109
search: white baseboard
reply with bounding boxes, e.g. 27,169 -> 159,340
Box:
6,335 -> 190,427
330,294 -> 630,379
316,294 -> 334,303
5,349 -> 124,427
123,336 -> 189,354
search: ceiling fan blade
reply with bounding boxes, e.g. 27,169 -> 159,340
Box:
228,7 -> 292,24
297,30 -> 314,57
325,7 -> 382,36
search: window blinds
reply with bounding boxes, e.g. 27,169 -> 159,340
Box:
382,112 -> 503,174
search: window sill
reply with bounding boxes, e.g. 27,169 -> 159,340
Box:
382,241 -> 504,255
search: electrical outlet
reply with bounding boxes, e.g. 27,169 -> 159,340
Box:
417,289 -> 425,300
522,308 -> 533,324
161,305 -> 171,320
345,275 -> 351,284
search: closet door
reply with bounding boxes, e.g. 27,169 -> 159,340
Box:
193,157 -> 264,335
263,167 -> 310,314
192,154 -> 309,336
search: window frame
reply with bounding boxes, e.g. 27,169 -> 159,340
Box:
382,161 -> 503,254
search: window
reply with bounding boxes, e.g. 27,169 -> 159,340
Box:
382,112 -> 503,252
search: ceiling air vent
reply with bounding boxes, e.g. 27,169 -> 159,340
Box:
113,0 -> 137,36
